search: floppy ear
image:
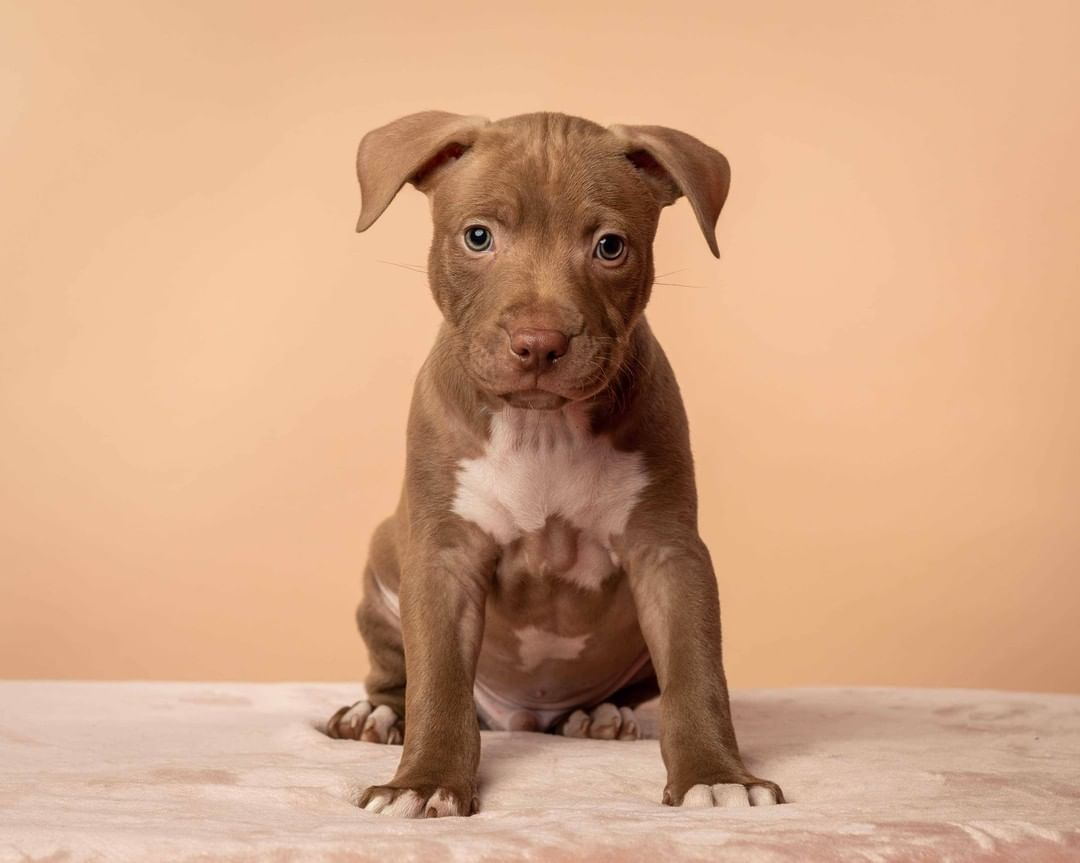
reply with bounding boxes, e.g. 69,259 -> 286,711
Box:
607,124 -> 731,257
355,110 -> 490,232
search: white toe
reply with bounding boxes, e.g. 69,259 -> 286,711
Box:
748,785 -> 778,806
340,701 -> 372,735
617,706 -> 639,740
362,705 -> 399,742
382,790 -> 425,818
711,783 -> 751,807
681,784 -> 715,808
589,703 -> 621,739
425,788 -> 464,817
561,709 -> 590,738
362,793 -> 387,814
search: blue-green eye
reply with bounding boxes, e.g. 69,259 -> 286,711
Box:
595,233 -> 626,262
464,225 -> 493,252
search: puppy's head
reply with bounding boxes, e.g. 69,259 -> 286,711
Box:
356,111 -> 729,410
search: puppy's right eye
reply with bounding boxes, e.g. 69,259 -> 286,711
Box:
464,225 -> 493,252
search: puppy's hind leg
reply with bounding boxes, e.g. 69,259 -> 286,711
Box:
326,519 -> 406,744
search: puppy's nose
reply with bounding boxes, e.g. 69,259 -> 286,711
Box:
509,328 -> 570,372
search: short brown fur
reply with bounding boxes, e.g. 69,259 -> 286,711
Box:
331,111 -> 783,816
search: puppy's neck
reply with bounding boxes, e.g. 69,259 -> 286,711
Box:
484,401 -> 593,449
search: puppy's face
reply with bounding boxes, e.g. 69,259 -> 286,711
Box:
355,111 -> 730,410
426,117 -> 659,410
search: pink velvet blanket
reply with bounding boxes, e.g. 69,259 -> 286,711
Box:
1,683 -> 1078,861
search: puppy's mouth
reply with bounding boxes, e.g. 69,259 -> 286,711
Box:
499,388 -> 569,411
492,355 -> 622,411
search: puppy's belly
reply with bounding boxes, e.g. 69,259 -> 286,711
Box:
473,521 -> 650,731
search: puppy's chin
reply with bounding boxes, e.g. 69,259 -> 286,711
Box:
500,389 -> 568,411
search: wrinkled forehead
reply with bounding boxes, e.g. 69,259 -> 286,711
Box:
432,121 -> 657,233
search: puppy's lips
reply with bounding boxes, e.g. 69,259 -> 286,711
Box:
500,389 -> 568,410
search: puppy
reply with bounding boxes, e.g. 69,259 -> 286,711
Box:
327,111 -> 784,817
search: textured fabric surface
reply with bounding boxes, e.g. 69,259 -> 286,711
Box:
1,682 -> 1078,862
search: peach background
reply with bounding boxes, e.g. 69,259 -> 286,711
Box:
2,2 -> 1078,692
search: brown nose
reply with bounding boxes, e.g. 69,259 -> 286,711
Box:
509,328 -> 570,372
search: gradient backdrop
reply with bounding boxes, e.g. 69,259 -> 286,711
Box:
2,1 -> 1078,691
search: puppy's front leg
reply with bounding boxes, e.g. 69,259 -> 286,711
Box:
620,531 -> 785,809
359,523 -> 495,818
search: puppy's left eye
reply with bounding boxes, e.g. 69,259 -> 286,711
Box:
594,233 -> 626,262
464,225 -> 493,252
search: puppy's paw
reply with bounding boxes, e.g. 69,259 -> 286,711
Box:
663,777 -> 784,808
559,703 -> 641,740
359,783 -> 478,818
325,701 -> 403,744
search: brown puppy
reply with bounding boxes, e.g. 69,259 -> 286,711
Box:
326,111 -> 784,817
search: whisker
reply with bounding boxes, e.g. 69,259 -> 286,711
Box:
654,268 -> 690,280
376,259 -> 429,274
654,280 -> 709,290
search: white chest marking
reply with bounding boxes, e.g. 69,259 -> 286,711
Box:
451,405 -> 650,550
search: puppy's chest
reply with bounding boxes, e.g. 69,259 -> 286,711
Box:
451,408 -> 648,588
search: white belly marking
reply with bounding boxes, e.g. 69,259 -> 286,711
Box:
514,625 -> 589,672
